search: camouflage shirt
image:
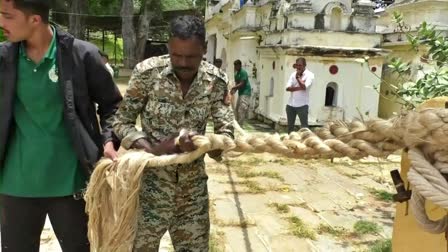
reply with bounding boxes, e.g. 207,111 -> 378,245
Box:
114,55 -> 234,149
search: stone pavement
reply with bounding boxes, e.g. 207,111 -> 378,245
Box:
202,153 -> 397,252
32,152 -> 398,252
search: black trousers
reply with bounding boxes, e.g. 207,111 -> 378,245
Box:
286,104 -> 309,134
0,194 -> 90,252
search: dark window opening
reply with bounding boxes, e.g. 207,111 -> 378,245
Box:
325,82 -> 338,107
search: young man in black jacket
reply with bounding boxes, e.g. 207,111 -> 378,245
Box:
0,0 -> 122,251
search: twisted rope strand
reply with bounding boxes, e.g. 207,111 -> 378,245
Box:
85,108 -> 448,251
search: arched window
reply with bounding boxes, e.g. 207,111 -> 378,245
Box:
330,7 -> 342,31
325,82 -> 338,107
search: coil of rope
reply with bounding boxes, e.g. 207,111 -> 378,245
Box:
84,108 -> 448,252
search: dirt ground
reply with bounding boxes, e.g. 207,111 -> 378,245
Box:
203,153 -> 397,252
38,153 -> 398,252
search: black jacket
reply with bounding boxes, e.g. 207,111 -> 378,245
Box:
0,28 -> 122,176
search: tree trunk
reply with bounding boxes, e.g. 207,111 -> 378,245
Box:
68,0 -> 87,39
135,0 -> 158,63
121,0 -> 137,69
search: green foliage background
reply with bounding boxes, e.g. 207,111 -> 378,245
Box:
386,12 -> 448,109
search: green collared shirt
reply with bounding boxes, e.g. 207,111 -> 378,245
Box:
234,69 -> 251,96
0,27 -> 86,197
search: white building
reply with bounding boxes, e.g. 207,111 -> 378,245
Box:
206,0 -> 389,127
206,0 -> 448,127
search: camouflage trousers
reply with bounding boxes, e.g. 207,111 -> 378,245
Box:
235,94 -> 250,126
133,160 -> 210,252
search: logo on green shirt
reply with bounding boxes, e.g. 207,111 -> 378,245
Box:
49,65 -> 58,83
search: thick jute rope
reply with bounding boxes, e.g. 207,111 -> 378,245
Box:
408,148 -> 448,234
85,108 -> 448,251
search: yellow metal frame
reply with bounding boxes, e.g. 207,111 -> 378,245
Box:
393,97 -> 448,252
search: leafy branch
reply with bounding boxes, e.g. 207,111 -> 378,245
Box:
386,12 -> 448,110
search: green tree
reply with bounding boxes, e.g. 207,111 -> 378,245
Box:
193,0 -> 207,16
120,0 -> 137,68
68,0 -> 87,39
88,0 -> 121,15
386,12 -> 448,109
121,0 -> 173,68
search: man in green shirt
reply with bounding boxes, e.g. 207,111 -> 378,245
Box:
0,0 -> 122,251
231,59 -> 252,126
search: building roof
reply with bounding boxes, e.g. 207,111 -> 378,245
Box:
258,45 -> 390,57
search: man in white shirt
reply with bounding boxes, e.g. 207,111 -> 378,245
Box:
285,57 -> 314,133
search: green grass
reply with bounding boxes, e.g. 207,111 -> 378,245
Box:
241,180 -> 266,194
287,216 -> 317,240
353,220 -> 382,235
243,157 -> 269,166
268,203 -> 290,214
268,185 -> 292,192
369,238 -> 392,252
235,170 -> 285,182
224,159 -> 255,167
209,230 -> 226,252
224,156 -> 269,168
316,224 -> 349,237
369,188 -> 394,202
226,180 -> 267,194
270,157 -> 297,166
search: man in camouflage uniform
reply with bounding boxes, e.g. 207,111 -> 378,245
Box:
113,15 -> 234,252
